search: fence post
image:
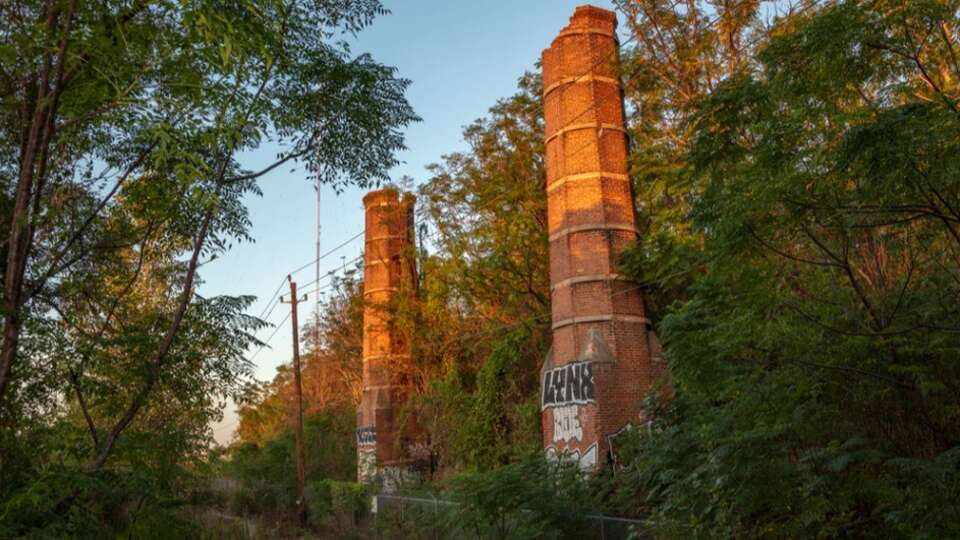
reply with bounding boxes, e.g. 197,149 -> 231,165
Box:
433,496 -> 439,540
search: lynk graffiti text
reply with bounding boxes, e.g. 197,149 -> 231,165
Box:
356,425 -> 376,446
542,360 -> 595,409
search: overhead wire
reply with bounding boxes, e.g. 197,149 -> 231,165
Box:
246,249 -> 366,362
218,11 -> 768,443
288,229 -> 365,276
297,252 -> 364,291
415,29 -> 664,348
256,277 -> 287,320
249,310 -> 291,363
220,253 -> 364,441
250,229 -> 365,326
258,295 -> 283,325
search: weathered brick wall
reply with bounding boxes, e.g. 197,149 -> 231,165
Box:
541,5 -> 659,468
358,188 -> 418,484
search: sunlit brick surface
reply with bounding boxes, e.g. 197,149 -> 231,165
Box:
358,189 -> 417,482
542,5 -> 658,467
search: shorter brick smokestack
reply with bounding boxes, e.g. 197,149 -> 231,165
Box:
357,188 -> 419,488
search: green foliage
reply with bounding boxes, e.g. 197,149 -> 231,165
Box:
372,455 -> 600,540
9,1 -> 958,537
307,479 -> 369,533
1,0 -> 414,535
0,465 -> 206,539
224,409 -> 357,520
614,0 -> 763,319
214,3 -> 960,539
612,1 -> 960,538
440,330 -> 542,471
443,455 -> 596,540
413,73 -> 550,475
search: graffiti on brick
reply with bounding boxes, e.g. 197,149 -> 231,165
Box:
542,360 -> 594,409
606,424 -> 633,464
545,443 -> 597,469
357,425 -> 376,447
357,447 -> 376,482
551,404 -> 583,443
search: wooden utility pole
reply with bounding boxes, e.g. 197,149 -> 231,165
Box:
282,276 -> 307,525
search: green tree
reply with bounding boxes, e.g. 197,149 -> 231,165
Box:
226,410 -> 357,522
0,0 -> 416,410
621,1 -> 960,537
443,455 -> 596,540
1,0 -> 416,534
413,73 -> 549,473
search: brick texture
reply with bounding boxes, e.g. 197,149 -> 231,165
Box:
358,188 -> 418,483
541,5 -> 660,468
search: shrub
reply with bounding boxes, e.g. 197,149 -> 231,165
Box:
307,479 -> 368,531
442,454 -> 596,540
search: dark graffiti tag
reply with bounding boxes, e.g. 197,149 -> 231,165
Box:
356,425 -> 377,447
542,360 -> 595,409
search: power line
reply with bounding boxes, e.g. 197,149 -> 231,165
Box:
257,276 -> 287,320
219,22 -> 657,446
248,252 -> 365,360
251,230 -> 365,326
259,294 -> 284,323
257,250 -> 364,325
288,229 -> 365,276
298,252 -> 364,290
224,22 -> 652,444
223,259 -> 364,441
249,310 -> 291,363
298,282 -> 335,299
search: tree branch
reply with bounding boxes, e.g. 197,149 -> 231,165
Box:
27,139 -> 160,301
90,211 -> 213,470
69,369 -> 99,449
747,226 -> 843,268
221,145 -> 314,184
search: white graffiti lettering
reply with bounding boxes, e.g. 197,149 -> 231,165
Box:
357,447 -> 377,483
552,404 -> 583,443
545,443 -> 598,470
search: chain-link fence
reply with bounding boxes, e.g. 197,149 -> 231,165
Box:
371,493 -> 649,540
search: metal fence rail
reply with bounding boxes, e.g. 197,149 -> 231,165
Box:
372,493 -> 648,540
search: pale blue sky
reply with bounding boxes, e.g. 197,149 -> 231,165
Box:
204,0 -> 618,442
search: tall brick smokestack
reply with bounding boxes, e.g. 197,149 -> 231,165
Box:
540,5 -> 661,469
357,188 -> 418,487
